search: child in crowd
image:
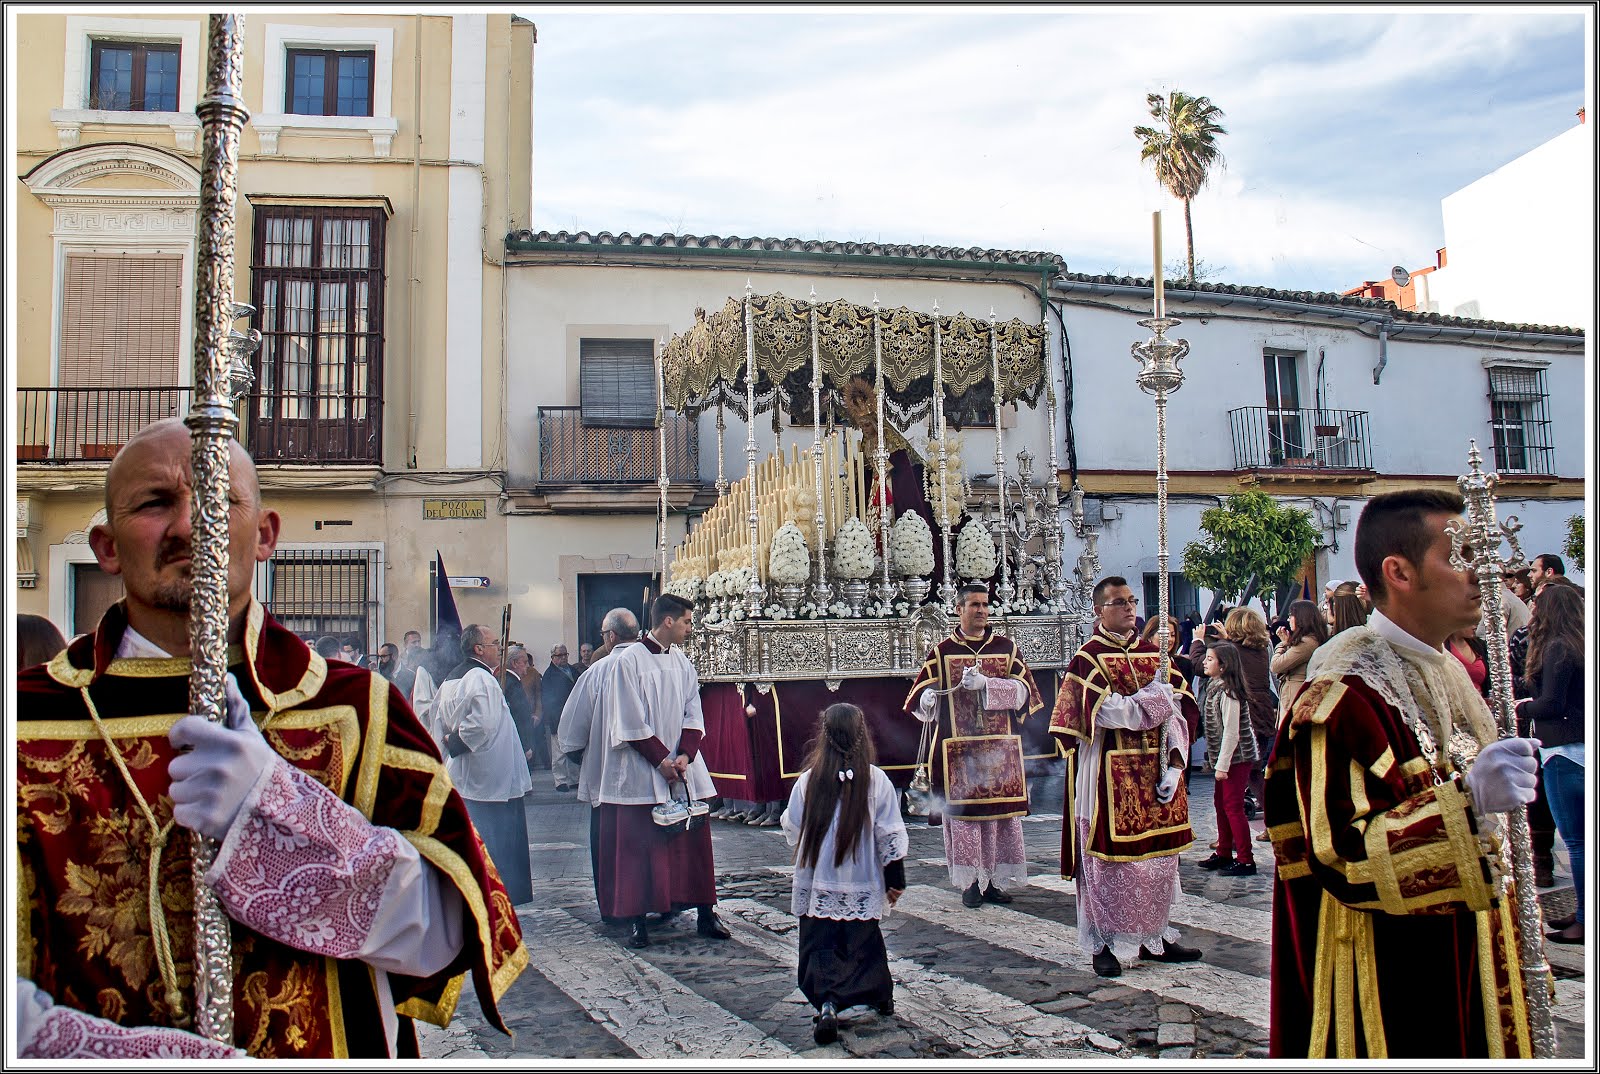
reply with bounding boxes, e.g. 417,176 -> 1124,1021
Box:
781,703 -> 909,1046
1197,641 -> 1259,877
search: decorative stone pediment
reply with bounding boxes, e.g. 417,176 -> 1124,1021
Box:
22,143 -> 201,212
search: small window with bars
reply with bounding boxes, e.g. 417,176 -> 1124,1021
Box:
89,39 -> 180,112
579,339 -> 656,427
1486,366 -> 1553,475
255,546 -> 382,654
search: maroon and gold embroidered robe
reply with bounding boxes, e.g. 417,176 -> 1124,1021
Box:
902,629 -> 1042,820
16,601 -> 528,1059
1266,674 -> 1535,1058
1050,628 -> 1199,877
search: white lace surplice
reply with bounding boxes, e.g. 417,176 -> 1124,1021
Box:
782,767 -> 909,921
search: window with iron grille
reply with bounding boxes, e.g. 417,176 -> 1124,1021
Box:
250,205 -> 385,463
285,48 -> 374,116
1486,366 -> 1553,474
89,40 -> 180,111
255,546 -> 383,655
580,339 -> 656,427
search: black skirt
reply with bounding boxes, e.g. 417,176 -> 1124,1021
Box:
797,916 -> 894,1011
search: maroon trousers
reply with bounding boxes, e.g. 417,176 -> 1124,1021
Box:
594,803 -> 717,919
1214,766 -> 1254,864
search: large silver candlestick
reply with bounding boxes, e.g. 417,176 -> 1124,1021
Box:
932,301 -> 956,610
1445,441 -> 1555,1058
808,289 -> 832,608
715,401 -> 728,497
989,309 -> 1014,606
1041,327 -> 1064,600
871,295 -> 892,603
1131,313 -> 1189,680
743,281 -> 763,615
655,341 -> 670,584
186,12 -> 247,1044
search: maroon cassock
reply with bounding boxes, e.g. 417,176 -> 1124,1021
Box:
902,629 -> 1043,819
594,633 -> 718,919
1265,674 -> 1535,1058
1049,628 -> 1199,879
16,601 -> 527,1059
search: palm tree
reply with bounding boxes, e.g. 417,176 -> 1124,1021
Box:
1134,91 -> 1227,285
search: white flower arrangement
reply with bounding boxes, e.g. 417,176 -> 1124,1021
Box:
832,517 -> 877,580
768,522 -> 812,585
955,521 -> 998,580
889,511 -> 935,578
665,575 -> 702,601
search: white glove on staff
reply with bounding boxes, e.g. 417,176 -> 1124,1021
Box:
1156,766 -> 1182,805
1464,737 -> 1540,816
169,673 -> 282,840
959,665 -> 991,692
916,689 -> 938,723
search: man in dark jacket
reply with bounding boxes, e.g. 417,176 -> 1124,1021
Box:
542,644 -> 581,790
503,644 -> 541,772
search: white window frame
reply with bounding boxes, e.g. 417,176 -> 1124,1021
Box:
54,15 -> 204,150
254,23 -> 398,157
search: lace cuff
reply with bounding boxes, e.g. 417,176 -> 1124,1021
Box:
18,980 -> 242,1059
983,678 -> 1029,711
207,760 -> 402,959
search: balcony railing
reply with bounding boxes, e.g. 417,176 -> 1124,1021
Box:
1228,407 -> 1373,472
17,387 -> 191,463
539,406 -> 699,484
248,391 -> 382,465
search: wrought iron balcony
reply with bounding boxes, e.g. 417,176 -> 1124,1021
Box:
538,406 -> 699,484
1228,407 -> 1373,472
17,386 -> 190,463
248,390 -> 382,465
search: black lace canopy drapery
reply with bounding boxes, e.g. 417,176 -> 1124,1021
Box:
660,293 -> 1047,429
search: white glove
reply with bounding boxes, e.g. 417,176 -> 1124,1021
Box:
1464,737 -> 1540,816
1156,766 -> 1182,804
959,665 -> 990,692
168,673 -> 282,840
916,689 -> 938,723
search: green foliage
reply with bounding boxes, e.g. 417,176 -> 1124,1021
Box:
1134,90 -> 1228,282
1565,513 -> 1584,572
1181,491 -> 1320,611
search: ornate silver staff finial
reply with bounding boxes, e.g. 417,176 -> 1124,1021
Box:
186,12 -> 248,1044
1444,439 -> 1553,1057
1131,311 -> 1189,681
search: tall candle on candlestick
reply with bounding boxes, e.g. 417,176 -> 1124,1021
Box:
1152,210 -> 1164,319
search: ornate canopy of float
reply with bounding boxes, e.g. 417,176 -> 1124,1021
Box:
651,285 -> 1103,684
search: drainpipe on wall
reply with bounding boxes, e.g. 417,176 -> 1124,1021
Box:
406,14 -> 423,468
1372,318 -> 1388,385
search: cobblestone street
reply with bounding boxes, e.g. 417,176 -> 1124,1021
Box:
420,769 -> 1587,1060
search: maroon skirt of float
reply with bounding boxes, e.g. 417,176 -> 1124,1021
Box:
594,802 -> 718,919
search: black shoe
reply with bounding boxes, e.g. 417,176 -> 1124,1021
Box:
877,997 -> 895,1016
961,881 -> 983,908
1222,860 -> 1258,877
928,812 -> 943,827
1140,939 -> 1202,963
1197,853 -> 1230,871
626,920 -> 649,949
1548,924 -> 1586,945
982,884 -> 1013,904
1536,865 -> 1556,888
1092,947 -> 1122,977
814,1001 -> 839,1045
1547,912 -> 1578,932
697,910 -> 731,940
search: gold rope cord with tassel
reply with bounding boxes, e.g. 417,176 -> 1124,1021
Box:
1308,890 -> 1388,1058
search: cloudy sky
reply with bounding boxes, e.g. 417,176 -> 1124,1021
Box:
520,6 -> 1590,294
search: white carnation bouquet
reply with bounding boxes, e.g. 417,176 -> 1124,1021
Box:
665,575 -> 702,601
889,511 -> 935,577
832,517 -> 877,580
768,522 -> 812,585
955,520 -> 998,580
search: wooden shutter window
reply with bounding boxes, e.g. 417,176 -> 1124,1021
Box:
579,339 -> 656,427
59,253 -> 183,387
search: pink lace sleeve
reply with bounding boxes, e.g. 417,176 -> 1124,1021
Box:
206,760 -> 401,959
23,1006 -> 242,1059
983,678 -> 1029,711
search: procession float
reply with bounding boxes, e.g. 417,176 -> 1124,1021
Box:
647,283 -> 1104,802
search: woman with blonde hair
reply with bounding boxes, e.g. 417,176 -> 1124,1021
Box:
1223,606 -> 1276,822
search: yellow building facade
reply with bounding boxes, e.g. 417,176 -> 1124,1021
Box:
13,12 -> 532,647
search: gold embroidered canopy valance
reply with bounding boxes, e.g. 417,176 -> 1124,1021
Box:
661,292 -> 1047,427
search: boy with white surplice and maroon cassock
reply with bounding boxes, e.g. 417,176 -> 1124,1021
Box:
904,584 -> 1042,909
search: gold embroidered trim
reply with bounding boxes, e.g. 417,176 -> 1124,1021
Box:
939,734 -> 1027,806
353,675 -> 390,818
325,958 -> 348,1058
400,832 -> 527,1007
395,973 -> 464,1026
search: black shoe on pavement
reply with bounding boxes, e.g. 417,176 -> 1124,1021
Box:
1196,853 -> 1230,871
626,919 -> 649,949
1222,860 -> 1258,877
1092,947 -> 1122,977
814,1002 -> 839,1045
877,997 -> 895,1016
961,881 -> 983,908
1547,912 -> 1578,932
697,909 -> 731,940
1140,939 -> 1203,963
982,884 -> 1013,904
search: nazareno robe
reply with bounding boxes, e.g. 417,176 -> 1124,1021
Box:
1049,627 -> 1199,877
902,629 -> 1043,820
16,601 -> 528,1059
1266,673 -> 1535,1058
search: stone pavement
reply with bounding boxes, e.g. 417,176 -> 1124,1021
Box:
420,767 -> 1588,1060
